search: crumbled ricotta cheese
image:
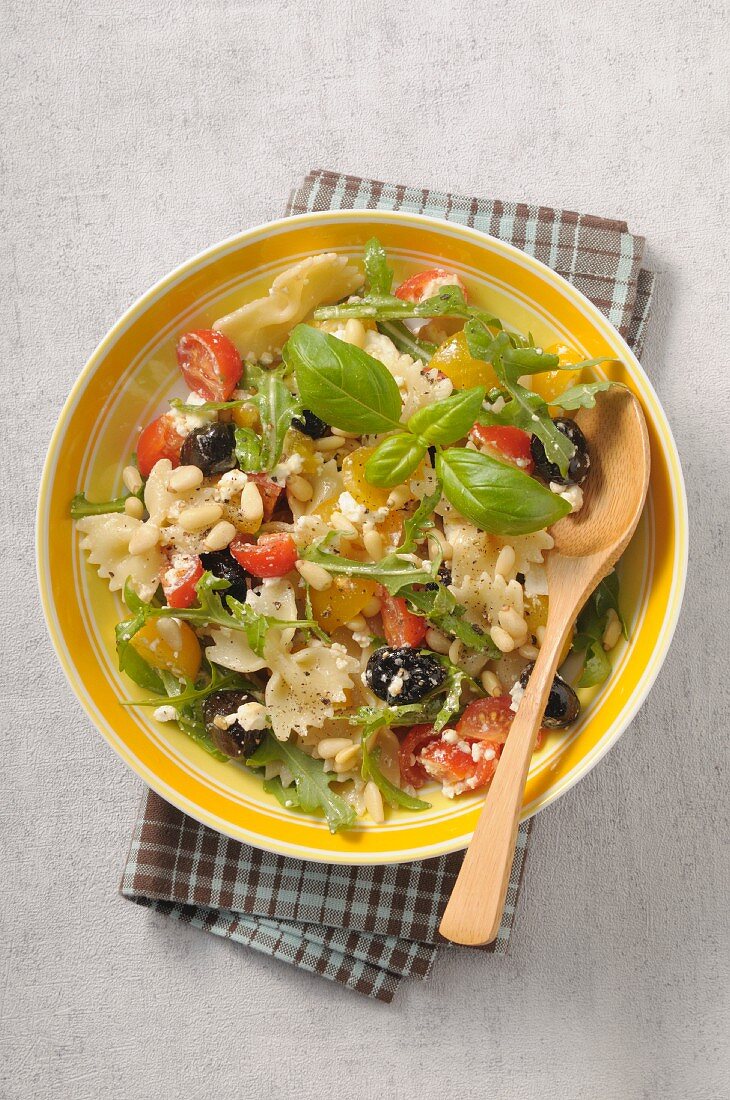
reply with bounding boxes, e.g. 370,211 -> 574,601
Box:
234,701 -> 268,731
337,491 -> 367,525
153,705 -> 178,722
509,679 -> 525,713
441,728 -> 459,744
271,453 -> 304,485
549,481 -> 584,512
388,673 -> 405,697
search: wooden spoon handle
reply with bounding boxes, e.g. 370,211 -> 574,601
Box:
439,613 -> 573,946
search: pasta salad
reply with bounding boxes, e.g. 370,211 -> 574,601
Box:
71,240 -> 626,832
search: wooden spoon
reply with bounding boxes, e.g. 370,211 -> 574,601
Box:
439,387 -> 650,946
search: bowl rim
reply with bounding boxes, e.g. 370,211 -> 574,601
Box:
36,208 -> 688,863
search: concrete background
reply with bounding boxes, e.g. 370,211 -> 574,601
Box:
1,1 -> 728,1097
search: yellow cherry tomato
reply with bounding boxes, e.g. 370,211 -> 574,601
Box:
341,446 -> 391,510
231,402 -> 261,431
131,619 -> 202,681
523,594 -> 572,664
309,576 -> 380,632
429,330 -> 500,390
313,496 -> 338,523
282,428 -> 319,474
376,509 -> 405,547
530,342 -> 583,405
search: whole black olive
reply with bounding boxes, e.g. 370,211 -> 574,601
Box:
519,663 -> 580,728
180,422 -> 237,475
199,550 -> 251,603
530,417 -> 590,487
365,646 -> 446,705
202,691 -> 266,758
291,409 -> 330,439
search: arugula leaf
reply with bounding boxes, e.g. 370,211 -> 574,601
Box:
301,539 -> 438,595
572,571 -> 626,687
349,700 -> 444,735
407,386 -> 486,446
154,671 -> 230,761
376,320 -> 436,362
556,381 -> 620,410
364,237 -> 393,295
243,364 -> 299,472
262,776 -> 302,809
247,734 -> 357,833
361,745 -> 431,811
234,426 -> 263,471
432,661 -> 477,731
399,584 -> 499,656
437,447 -> 571,535
170,397 -> 246,415
397,483 -> 443,554
70,492 -> 140,518
225,594 -> 328,655
114,588 -> 161,692
364,433 -> 427,488
501,345 -> 560,373
122,663 -> 262,708
313,285 -> 503,331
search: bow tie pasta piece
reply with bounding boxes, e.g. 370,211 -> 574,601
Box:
76,514 -> 163,602
361,329 -> 454,418
205,577 -> 299,673
214,254 -> 364,361
264,642 -> 360,741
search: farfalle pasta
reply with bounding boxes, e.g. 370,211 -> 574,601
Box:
71,238 -> 625,831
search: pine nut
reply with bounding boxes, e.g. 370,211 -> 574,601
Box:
519,644 -> 540,660
334,744 -> 362,768
499,606 -> 529,641
448,639 -> 463,665
331,511 -> 357,537
506,579 -> 524,616
317,737 -> 353,759
314,435 -> 341,452
288,474 -> 313,502
345,615 -> 367,633
203,520 -> 237,551
387,485 -> 411,509
602,608 -> 622,650
364,781 -> 385,823
361,595 -> 382,618
343,318 -> 366,348
122,465 -> 143,494
491,625 -> 516,653
295,559 -> 332,591
333,757 -> 358,775
481,669 -> 503,696
536,625 -> 546,646
495,544 -> 516,579
124,496 -> 144,519
426,628 -> 451,654
128,522 -> 160,555
331,427 -> 359,438
363,528 -> 384,561
168,465 -> 204,492
157,616 -> 183,652
239,481 -> 264,531
178,502 -> 223,532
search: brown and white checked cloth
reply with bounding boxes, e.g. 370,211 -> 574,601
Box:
121,170 -> 656,1003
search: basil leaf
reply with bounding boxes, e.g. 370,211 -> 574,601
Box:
376,320 -> 436,362
247,733 -> 357,833
364,237 -> 393,295
283,324 -> 403,433
234,426 -> 263,471
400,584 -> 499,656
361,746 -> 431,812
70,491 -> 140,518
407,386 -> 486,445
364,433 -> 426,488
556,381 -> 620,410
437,447 -> 571,535
301,540 -> 438,595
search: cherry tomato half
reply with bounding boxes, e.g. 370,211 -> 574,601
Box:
160,554 -> 203,609
398,724 -> 438,789
380,590 -> 427,648
470,424 -> 534,473
395,268 -> 468,303
457,694 -> 544,751
230,533 -> 298,578
419,735 -> 502,793
137,413 -> 187,478
176,329 -> 243,402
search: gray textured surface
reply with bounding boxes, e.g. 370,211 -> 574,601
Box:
2,1 -> 728,1097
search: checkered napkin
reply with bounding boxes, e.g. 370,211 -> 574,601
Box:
120,170 -> 656,1002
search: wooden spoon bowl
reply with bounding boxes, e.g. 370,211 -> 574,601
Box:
439,387 -> 650,946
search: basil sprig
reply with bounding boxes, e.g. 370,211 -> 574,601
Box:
437,447 -> 570,535
283,324 -> 403,433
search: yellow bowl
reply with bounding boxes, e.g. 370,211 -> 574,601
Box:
36,210 -> 687,864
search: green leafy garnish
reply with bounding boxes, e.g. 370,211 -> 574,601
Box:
313,285 -> 503,332
70,492 -> 141,519
437,447 -> 571,535
283,324 -> 403,434
364,432 -> 427,488
170,397 -> 245,415
398,484 -> 442,553
301,539 -> 438,595
361,745 -> 430,811
572,571 -> 626,687
430,657 -> 481,731
247,733 -> 357,833
407,386 -> 486,446
399,583 -> 499,655
364,236 -> 393,295
376,320 -> 436,362
234,364 -> 299,472
234,427 -> 263,471
122,663 -> 261,708
155,671 -> 229,761
556,381 -> 620,410
349,701 -> 442,735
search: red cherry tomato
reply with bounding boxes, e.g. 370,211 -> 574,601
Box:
380,590 -> 427,648
419,735 -> 502,794
248,473 -> 283,521
230,533 -> 299,578
160,554 -> 203,609
457,694 -> 544,750
176,329 -> 243,402
137,413 -> 187,478
470,424 -> 535,473
395,268 -> 468,303
398,724 -> 438,790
